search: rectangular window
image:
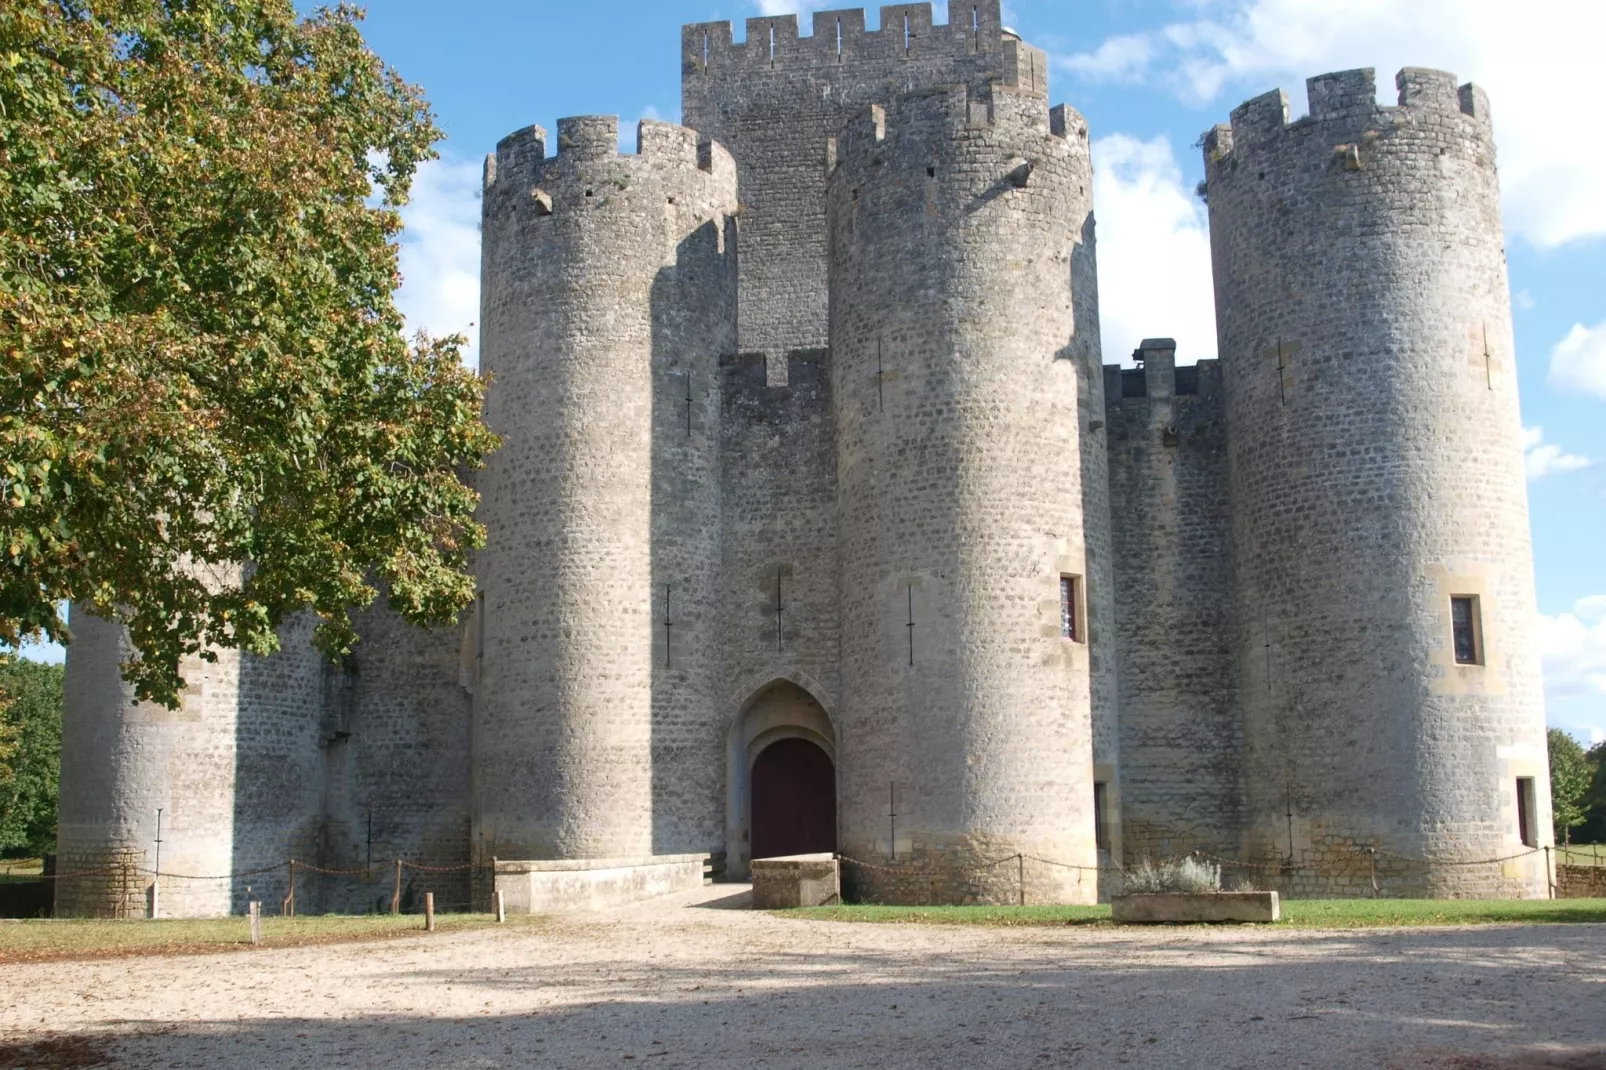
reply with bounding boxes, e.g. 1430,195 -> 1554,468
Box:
1451,596 -> 1482,665
1516,777 -> 1536,848
1093,782 -> 1110,851
1060,575 -> 1082,642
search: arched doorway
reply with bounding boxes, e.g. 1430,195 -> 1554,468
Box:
726,679 -> 837,877
751,737 -> 837,859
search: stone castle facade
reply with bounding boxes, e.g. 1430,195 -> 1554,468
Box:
55,3 -> 1553,915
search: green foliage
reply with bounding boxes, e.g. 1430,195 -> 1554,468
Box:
1580,740 -> 1606,845
0,1 -> 498,707
1548,728 -> 1597,844
0,656 -> 63,857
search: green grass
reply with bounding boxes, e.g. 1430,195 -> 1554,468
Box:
0,858 -> 43,884
1558,845 -> 1606,867
783,898 -> 1606,929
0,912 -> 544,963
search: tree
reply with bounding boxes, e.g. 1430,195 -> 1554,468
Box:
1547,728 -> 1594,846
1580,739 -> 1606,845
0,656 -> 64,857
1,1 -> 497,706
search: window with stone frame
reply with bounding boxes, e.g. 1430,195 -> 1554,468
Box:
1451,596 -> 1482,665
1060,575 -> 1083,642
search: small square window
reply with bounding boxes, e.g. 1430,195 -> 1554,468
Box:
1450,595 -> 1482,665
1515,777 -> 1536,848
1060,575 -> 1083,642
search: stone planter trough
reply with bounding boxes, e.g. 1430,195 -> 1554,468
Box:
1111,890 -> 1280,923
751,853 -> 840,909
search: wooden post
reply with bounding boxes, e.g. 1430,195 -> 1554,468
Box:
392,859 -> 402,915
1368,847 -> 1379,898
1545,845 -> 1554,900
1017,853 -> 1025,907
249,901 -> 262,946
285,860 -> 297,917
424,891 -> 436,932
495,888 -> 505,924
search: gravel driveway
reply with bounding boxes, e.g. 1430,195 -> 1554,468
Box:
2,885 -> 1603,1069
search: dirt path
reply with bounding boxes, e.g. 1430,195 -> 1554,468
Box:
2,885 -> 1603,1069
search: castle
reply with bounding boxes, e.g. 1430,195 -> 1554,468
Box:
54,3 -> 1554,916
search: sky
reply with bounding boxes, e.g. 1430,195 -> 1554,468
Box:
18,0 -> 1606,746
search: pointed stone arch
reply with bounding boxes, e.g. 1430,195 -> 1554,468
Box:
725,678 -> 837,880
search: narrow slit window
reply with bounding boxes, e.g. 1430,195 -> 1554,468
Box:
1093,782 -> 1110,851
1060,575 -> 1082,642
836,17 -> 842,56
1451,595 -> 1482,665
1516,777 -> 1536,847
904,13 -> 911,53
769,25 -> 776,62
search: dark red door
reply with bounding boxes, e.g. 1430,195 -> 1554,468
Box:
751,738 -> 836,860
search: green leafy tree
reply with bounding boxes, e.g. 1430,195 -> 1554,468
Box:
1,1 -> 497,706
0,656 -> 63,857
1548,728 -> 1594,846
1579,739 -> 1606,845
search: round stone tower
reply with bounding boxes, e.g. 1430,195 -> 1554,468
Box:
473,117 -> 738,860
827,84 -> 1109,904
1203,69 -> 1550,896
55,607 -> 324,917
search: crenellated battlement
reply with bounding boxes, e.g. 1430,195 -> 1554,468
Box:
686,4 -> 993,71
682,3 -> 1047,96
483,117 -> 734,197
1203,66 -> 1492,165
827,82 -> 1074,179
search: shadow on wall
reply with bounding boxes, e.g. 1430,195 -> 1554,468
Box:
649,216 -> 739,857
73,926 -> 1606,1068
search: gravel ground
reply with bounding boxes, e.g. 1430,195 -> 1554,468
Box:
1,884 -> 1603,1069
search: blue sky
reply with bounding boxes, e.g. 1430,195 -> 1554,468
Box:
20,1 -> 1606,745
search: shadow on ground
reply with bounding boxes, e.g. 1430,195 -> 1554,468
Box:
26,923 -> 1600,1070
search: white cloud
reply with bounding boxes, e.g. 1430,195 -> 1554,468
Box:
1549,321 -> 1606,400
1058,0 -> 1606,248
395,155 -> 483,368
1089,134 -> 1217,365
1521,426 -> 1592,481
1539,596 -> 1606,706
1514,290 -> 1535,312
1056,34 -> 1154,82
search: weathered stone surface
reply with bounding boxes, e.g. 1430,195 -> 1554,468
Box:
1203,68 -> 1549,898
1111,892 -> 1280,924
752,853 -> 841,908
1557,865 -> 1606,899
494,855 -> 710,914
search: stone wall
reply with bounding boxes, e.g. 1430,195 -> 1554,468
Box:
473,117 -> 739,862
718,350 -> 841,878
827,85 -> 1101,904
1107,344 -> 1242,863
310,601 -> 473,915
682,2 -> 1047,357
1557,864 -> 1606,899
1204,68 -> 1550,897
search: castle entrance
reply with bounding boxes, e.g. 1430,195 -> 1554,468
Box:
751,737 -> 836,859
726,678 -> 837,878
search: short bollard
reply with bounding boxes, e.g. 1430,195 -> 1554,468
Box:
147,880 -> 160,920
495,888 -> 506,924
249,901 -> 262,946
424,891 -> 436,932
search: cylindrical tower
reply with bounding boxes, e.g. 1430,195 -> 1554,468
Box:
55,611 -> 239,916
473,117 -> 738,859
1204,68 -> 1550,896
55,607 -> 324,917
828,85 -> 1106,904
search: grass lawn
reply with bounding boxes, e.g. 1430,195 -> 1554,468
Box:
783,898 -> 1606,929
0,912 -> 544,964
1558,845 -> 1606,866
